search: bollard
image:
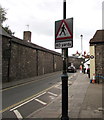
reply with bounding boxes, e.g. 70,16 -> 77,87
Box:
90,80 -> 92,83
92,74 -> 96,83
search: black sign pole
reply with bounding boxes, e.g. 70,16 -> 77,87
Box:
61,0 -> 69,120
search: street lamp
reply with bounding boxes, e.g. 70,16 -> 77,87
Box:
80,34 -> 83,57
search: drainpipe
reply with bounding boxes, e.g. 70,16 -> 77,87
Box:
7,39 -> 11,82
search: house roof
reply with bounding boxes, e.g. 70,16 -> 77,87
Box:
90,30 -> 104,44
0,25 -> 12,38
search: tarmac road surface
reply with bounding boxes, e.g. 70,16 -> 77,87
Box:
1,71 -> 75,119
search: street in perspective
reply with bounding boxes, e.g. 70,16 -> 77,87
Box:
1,71 -> 104,119
0,0 -> 104,120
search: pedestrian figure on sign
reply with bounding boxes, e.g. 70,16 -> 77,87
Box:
60,24 -> 66,36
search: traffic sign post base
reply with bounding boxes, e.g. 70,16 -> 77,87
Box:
61,74 -> 69,120
61,116 -> 69,120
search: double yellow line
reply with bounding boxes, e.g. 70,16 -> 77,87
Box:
2,72 -> 61,92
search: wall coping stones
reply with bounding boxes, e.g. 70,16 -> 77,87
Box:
11,36 -> 61,56
0,25 -> 12,38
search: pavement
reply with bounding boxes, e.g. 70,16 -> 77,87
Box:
2,71 -> 104,119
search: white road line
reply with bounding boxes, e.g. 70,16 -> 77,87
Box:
35,92 -> 46,98
10,92 -> 46,111
55,84 -> 61,89
13,110 -> 23,120
35,99 -> 47,105
55,86 -> 61,89
48,92 -> 58,97
55,85 -> 59,87
49,96 -> 55,100
10,97 -> 35,111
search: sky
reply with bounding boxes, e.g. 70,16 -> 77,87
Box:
0,0 -> 103,55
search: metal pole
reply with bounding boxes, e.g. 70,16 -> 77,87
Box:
80,34 -> 83,56
61,0 -> 69,120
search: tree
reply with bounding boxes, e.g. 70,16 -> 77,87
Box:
0,5 -> 7,25
0,5 -> 14,35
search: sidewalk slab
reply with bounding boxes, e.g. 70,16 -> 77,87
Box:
78,84 -> 103,118
68,73 -> 90,118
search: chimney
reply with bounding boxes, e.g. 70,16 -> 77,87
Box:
23,31 -> 31,42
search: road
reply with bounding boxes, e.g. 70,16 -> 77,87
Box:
1,71 -> 76,119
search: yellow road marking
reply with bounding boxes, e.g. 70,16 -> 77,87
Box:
2,73 -> 60,92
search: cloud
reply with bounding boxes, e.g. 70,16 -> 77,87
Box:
0,0 -> 103,55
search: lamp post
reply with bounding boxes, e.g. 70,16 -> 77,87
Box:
61,0 -> 69,120
80,35 -> 84,73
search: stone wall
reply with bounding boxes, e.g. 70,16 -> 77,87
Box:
2,35 -> 83,83
68,57 -> 84,69
54,55 -> 63,72
2,36 -> 11,82
95,44 -> 104,75
9,42 -> 37,81
2,36 -> 63,82
38,50 -> 54,75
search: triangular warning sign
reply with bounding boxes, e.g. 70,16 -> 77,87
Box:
56,20 -> 73,40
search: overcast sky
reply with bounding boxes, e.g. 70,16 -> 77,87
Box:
1,0 -> 103,55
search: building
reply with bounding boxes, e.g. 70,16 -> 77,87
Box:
90,30 -> 104,79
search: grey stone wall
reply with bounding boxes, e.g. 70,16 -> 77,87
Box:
9,42 -> 37,81
95,44 -> 104,75
38,51 -> 54,75
68,57 -> 83,69
2,36 -> 11,82
54,55 -> 63,72
2,35 -> 83,83
2,37 -> 63,82
102,45 -> 104,76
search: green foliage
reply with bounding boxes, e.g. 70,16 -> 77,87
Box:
0,5 -> 7,24
0,5 -> 15,35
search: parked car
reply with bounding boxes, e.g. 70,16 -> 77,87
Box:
67,66 -> 77,73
